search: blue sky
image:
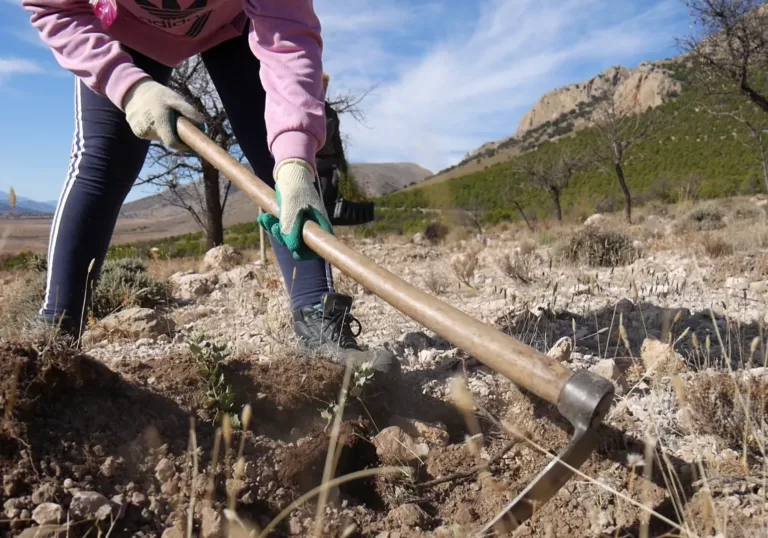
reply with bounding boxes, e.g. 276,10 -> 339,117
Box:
1,0 -> 693,204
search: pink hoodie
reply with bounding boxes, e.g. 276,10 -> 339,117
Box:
20,0 -> 326,167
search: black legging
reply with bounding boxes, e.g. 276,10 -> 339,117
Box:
40,28 -> 334,331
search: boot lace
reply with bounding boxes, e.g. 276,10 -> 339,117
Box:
323,308 -> 362,348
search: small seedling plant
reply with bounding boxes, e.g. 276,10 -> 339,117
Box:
188,333 -> 240,428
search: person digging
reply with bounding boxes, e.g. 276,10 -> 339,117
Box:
22,0 -> 399,385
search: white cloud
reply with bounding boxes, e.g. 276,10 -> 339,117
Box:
316,0 -> 690,172
0,57 -> 42,78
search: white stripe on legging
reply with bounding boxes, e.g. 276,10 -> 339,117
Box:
41,78 -> 85,314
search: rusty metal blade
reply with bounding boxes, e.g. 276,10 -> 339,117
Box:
478,424 -> 598,534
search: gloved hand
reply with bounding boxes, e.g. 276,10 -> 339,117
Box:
123,79 -> 205,151
257,158 -> 333,261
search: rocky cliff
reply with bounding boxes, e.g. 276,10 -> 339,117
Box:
514,63 -> 681,138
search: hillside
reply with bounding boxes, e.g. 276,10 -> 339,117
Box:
376,60 -> 768,223
415,60 -> 682,188
350,162 -> 432,197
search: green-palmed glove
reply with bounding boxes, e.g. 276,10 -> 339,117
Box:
258,158 -> 334,261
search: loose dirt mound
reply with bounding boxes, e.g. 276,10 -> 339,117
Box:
0,342 -> 385,537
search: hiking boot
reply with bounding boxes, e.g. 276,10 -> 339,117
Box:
292,293 -> 401,385
25,314 -> 78,346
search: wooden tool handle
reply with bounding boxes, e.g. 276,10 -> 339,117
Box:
177,119 -> 573,405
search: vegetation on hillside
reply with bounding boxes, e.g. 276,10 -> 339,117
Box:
376,61 -> 768,224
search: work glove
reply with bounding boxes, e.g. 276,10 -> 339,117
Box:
257,158 -> 334,261
123,79 -> 205,151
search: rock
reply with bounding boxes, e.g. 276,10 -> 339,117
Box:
591,359 -> 619,381
69,491 -> 110,521
3,474 -> 19,497
547,336 -> 573,362
389,416 -> 449,447
110,495 -> 127,520
32,504 -> 61,526
160,480 -> 179,496
749,280 -> 768,296
387,503 -> 430,527
131,492 -> 147,506
18,526 -> 68,538
201,507 -> 223,538
584,213 -> 605,227
155,459 -> 175,482
170,272 -> 218,301
412,232 -> 424,244
219,266 -> 256,287
4,498 -> 24,519
161,528 -> 184,538
32,483 -> 57,505
402,332 -> 433,352
83,307 -> 175,345
203,245 -> 243,272
640,338 -> 684,372
373,426 -> 429,465
725,277 -> 749,291
100,456 -> 120,478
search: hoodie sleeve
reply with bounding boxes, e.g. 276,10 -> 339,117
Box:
244,0 -> 327,170
21,0 -> 150,109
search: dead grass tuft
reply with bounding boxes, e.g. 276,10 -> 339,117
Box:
498,251 -> 533,284
423,270 -> 449,295
560,227 -> 640,267
452,244 -> 482,287
699,234 -> 735,258
686,372 -> 768,456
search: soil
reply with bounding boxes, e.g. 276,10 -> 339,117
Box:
0,340 -> 716,538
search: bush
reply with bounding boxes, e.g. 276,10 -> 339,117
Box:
91,258 -> 170,318
700,234 -> 734,258
424,222 -> 449,245
561,228 -> 640,267
675,203 -> 726,233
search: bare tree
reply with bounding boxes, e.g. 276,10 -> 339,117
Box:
678,0 -> 768,112
138,57 -> 240,249
704,100 -> 768,192
516,148 -> 584,222
326,83 -> 377,126
589,89 -> 665,223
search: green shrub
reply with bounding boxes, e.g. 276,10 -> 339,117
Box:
91,257 -> 170,318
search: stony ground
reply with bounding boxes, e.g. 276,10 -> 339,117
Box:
1,198 -> 768,537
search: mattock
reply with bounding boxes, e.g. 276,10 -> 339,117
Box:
176,119 -> 615,533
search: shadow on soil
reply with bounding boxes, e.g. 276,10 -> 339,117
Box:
495,300 -> 767,370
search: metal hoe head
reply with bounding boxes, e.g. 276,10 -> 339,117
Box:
478,370 -> 615,535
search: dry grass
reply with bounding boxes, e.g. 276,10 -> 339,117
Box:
559,227 -> 640,267
147,256 -> 203,281
498,252 -> 532,284
699,234 -> 735,258
423,270 -> 449,295
685,372 -> 768,456
452,244 -> 482,287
